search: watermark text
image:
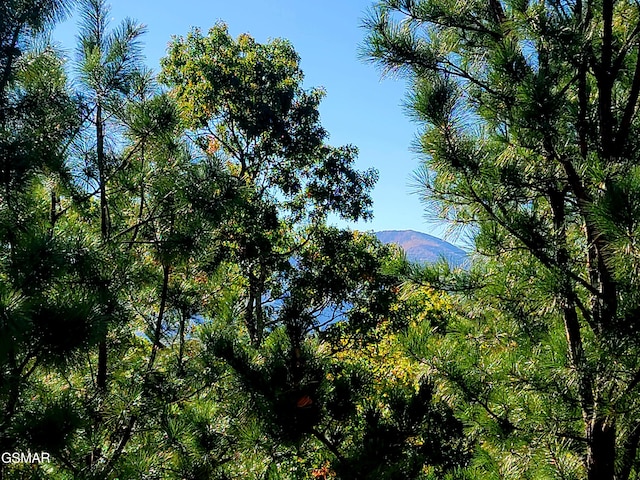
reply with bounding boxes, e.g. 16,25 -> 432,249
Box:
1,452 -> 50,464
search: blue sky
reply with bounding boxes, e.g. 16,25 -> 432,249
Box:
52,0 -> 451,239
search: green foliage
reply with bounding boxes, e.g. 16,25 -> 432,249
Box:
160,23 -> 377,225
365,0 -> 640,478
0,2 -> 474,479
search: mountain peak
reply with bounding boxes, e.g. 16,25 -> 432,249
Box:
375,230 -> 466,265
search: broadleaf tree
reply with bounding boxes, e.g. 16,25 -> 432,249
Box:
160,24 -> 380,348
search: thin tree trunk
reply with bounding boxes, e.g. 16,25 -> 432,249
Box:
149,263 -> 170,367
178,309 -> 186,376
96,103 -> 108,392
549,190 -> 594,412
97,104 -> 109,240
548,190 -> 617,480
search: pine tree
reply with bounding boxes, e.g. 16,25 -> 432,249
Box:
365,0 -> 640,478
0,1 -> 101,477
74,0 -> 146,393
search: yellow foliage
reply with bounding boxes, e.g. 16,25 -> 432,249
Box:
334,284 -> 456,398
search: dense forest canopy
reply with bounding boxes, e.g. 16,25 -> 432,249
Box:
0,1 -> 466,479
2,0 -> 640,479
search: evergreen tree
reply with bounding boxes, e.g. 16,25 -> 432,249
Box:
366,0 -> 640,478
74,0 -> 146,393
0,0 -> 86,469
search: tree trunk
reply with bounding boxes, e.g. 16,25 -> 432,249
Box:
587,417 -> 616,480
96,103 -> 108,392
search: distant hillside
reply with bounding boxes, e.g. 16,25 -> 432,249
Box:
375,230 -> 467,266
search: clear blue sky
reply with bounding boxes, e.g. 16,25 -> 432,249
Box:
53,0 -> 451,239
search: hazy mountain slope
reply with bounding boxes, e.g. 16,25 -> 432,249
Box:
375,230 -> 467,265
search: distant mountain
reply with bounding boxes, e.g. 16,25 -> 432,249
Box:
375,230 -> 467,266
